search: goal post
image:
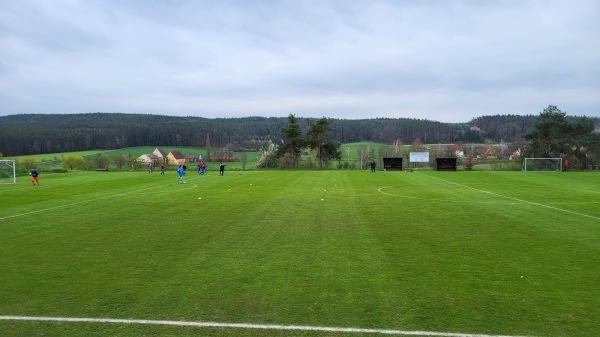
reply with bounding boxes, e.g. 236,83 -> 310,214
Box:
522,158 -> 562,172
0,160 -> 17,184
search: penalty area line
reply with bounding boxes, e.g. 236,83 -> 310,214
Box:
0,316 -> 533,337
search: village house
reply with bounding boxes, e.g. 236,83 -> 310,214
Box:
484,145 -> 498,159
137,147 -> 167,164
509,148 -> 522,160
139,148 -> 201,165
137,153 -> 159,164
185,154 -> 201,163
167,151 -> 186,165
152,147 -> 167,159
453,145 -> 464,157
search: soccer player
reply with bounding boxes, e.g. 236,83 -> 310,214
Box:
219,162 -> 225,176
31,169 -> 40,186
161,163 -> 165,175
177,163 -> 184,183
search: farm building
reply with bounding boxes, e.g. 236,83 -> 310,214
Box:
137,148 -> 166,164
137,153 -> 159,164
153,147 -> 167,159
185,154 -> 201,163
167,151 -> 186,165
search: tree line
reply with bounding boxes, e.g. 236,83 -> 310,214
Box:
1,110 -> 598,159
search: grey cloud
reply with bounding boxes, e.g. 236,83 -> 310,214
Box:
0,0 -> 598,122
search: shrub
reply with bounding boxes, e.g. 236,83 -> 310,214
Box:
464,155 -> 475,170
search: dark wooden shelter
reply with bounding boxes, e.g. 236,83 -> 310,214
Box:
383,157 -> 403,171
436,157 -> 457,171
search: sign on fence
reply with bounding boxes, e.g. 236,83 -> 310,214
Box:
409,152 -> 430,163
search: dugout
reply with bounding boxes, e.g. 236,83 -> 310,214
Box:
435,157 -> 457,171
383,157 -> 403,171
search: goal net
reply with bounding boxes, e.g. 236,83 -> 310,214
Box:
0,160 -> 17,184
522,158 -> 562,172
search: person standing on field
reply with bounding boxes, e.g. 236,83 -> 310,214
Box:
31,169 -> 40,186
161,163 -> 165,175
563,159 -> 569,172
177,163 -> 184,183
219,162 -> 225,176
370,160 -> 376,172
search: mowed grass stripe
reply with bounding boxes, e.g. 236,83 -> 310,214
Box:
0,170 -> 599,337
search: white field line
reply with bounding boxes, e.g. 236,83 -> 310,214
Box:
377,187 -> 523,205
0,182 -> 197,221
418,173 -> 600,221
0,315 -> 533,337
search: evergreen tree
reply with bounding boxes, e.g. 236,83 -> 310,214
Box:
525,105 -> 567,158
306,117 -> 342,168
277,114 -> 306,168
525,105 -> 600,169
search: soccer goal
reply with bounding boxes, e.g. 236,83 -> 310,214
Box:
522,158 -> 562,172
0,160 -> 17,184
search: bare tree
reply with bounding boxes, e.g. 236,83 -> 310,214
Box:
114,155 -> 128,170
357,146 -> 367,170
393,139 -> 404,156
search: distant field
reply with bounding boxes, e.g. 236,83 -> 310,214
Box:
8,150 -> 112,162
8,146 -> 262,171
8,147 -> 208,162
1,170 -> 599,337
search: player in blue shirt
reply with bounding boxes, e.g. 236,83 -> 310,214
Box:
177,164 -> 184,183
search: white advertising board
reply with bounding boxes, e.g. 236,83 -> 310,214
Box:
409,152 -> 430,163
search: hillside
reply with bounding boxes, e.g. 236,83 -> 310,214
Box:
0,113 -> 539,156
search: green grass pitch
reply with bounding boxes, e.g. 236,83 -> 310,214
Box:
1,170 -> 599,337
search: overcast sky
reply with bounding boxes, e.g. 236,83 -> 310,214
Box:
1,1 -> 599,123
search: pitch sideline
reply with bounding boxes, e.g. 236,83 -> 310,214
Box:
0,315 -> 533,337
418,172 -> 600,221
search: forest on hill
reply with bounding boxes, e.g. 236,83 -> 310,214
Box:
0,112 -> 580,157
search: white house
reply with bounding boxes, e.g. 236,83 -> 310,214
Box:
137,153 -> 159,164
138,148 -> 166,164
152,147 -> 167,159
